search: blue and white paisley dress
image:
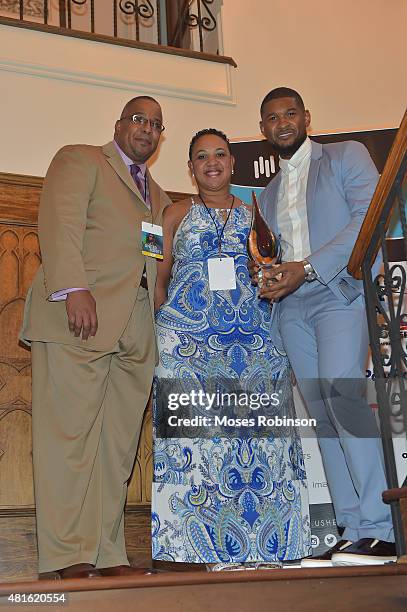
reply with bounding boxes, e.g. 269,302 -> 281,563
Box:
152,200 -> 310,563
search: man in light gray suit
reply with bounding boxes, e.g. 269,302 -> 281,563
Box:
256,87 -> 395,566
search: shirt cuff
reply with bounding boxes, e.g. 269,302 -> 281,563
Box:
49,288 -> 88,301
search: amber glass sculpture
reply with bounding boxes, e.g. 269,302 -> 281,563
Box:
247,191 -> 281,265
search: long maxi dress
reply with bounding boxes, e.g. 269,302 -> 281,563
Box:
152,199 -> 311,564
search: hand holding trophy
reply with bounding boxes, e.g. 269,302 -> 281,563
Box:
247,191 -> 282,292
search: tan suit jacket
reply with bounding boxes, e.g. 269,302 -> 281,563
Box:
21,140 -> 171,351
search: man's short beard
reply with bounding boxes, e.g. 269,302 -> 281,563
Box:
273,132 -> 307,158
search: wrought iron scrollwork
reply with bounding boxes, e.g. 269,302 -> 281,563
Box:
359,132 -> 407,557
187,0 -> 217,32
374,263 -> 407,375
69,0 -> 93,32
0,0 -> 46,18
2,0 -> 221,54
119,0 -> 155,19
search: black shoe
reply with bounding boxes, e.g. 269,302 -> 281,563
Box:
58,563 -> 101,579
332,538 -> 397,566
301,540 -> 353,568
99,565 -> 156,576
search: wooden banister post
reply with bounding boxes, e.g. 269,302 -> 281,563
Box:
59,0 -> 67,28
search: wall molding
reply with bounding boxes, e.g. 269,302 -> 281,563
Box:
0,57 -> 235,106
0,23 -> 236,106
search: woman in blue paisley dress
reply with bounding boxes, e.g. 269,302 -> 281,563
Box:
152,129 -> 310,568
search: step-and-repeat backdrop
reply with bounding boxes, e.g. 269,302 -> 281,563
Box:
230,129 -> 406,554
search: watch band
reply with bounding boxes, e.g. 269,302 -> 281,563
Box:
303,260 -> 317,282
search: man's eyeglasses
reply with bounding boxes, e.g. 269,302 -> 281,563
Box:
121,114 -> 165,133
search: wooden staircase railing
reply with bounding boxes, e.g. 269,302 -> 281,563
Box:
348,109 -> 407,279
348,109 -> 407,558
383,488 -> 407,564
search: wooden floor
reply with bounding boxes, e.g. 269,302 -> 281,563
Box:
0,565 -> 406,612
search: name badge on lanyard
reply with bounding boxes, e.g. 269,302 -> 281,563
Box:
208,256 -> 236,291
199,193 -> 237,291
141,222 -> 163,260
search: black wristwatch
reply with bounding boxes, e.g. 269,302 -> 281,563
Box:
302,260 -> 317,282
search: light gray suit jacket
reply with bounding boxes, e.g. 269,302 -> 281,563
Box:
259,139 -> 379,348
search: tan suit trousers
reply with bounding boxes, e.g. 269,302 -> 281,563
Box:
31,287 -> 155,573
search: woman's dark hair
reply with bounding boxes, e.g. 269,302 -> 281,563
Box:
188,128 -> 231,160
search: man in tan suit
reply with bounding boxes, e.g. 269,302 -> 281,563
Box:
21,96 -> 171,579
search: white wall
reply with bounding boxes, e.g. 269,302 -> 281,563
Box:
222,0 -> 407,136
0,0 -> 406,192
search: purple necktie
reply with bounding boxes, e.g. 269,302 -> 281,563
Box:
130,164 -> 149,287
130,164 -> 146,202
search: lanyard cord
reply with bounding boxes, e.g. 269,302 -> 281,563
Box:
198,192 -> 235,257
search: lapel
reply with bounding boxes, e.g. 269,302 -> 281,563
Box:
306,140 -> 323,219
102,141 -> 146,208
146,168 -> 166,224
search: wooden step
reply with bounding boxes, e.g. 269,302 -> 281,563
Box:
1,565 -> 407,612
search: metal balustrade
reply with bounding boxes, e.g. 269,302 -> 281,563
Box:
349,109 -> 407,556
0,0 -> 236,65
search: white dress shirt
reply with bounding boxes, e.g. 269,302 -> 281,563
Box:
277,137 -> 312,262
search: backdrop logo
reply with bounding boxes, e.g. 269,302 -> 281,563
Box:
254,155 -> 276,179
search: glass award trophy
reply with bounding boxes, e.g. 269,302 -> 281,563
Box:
247,191 -> 281,289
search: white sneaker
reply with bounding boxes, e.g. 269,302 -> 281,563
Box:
332,538 -> 397,566
301,540 -> 353,568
